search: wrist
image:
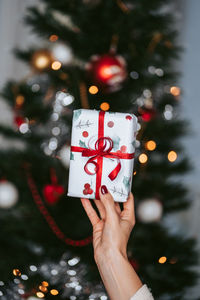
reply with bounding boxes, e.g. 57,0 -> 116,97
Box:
95,247 -> 128,265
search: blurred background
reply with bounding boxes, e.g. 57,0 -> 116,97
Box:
0,0 -> 200,299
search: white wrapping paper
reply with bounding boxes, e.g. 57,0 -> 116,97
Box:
67,109 -> 137,202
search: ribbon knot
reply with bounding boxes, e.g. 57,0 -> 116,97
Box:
82,137 -> 121,180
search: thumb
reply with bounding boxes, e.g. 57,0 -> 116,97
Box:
99,185 -> 118,220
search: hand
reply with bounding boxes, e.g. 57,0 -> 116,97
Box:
80,185 -> 135,262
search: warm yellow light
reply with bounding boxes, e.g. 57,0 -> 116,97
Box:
49,34 -> 58,42
39,285 -> 48,292
133,171 -> 137,175
89,85 -> 98,94
13,269 -> 21,276
50,289 -> 59,295
100,102 -> 110,111
170,86 -> 181,97
146,140 -> 156,151
168,151 -> 177,162
16,95 -> 25,106
139,153 -> 148,164
41,281 -> 49,287
52,61 -> 62,70
34,55 -> 50,69
36,292 -> 45,298
158,256 -> 167,264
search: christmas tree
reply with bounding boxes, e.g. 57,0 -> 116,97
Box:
0,0 -> 198,299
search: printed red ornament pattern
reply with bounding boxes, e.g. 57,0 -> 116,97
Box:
83,183 -> 93,195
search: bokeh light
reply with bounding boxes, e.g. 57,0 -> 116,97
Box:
50,289 -> 59,295
170,86 -> 181,97
168,151 -> 177,162
13,269 -> 21,276
89,85 -> 98,94
159,256 -> 167,264
100,102 -> 110,111
146,140 -> 156,151
36,292 -> 45,298
15,95 -> 24,106
49,34 -> 58,42
139,153 -> 148,164
51,61 -> 62,70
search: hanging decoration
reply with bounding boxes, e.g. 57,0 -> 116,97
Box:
85,53 -> 127,93
137,198 -> 163,223
24,165 -> 92,247
43,168 -> 65,205
0,181 -> 19,209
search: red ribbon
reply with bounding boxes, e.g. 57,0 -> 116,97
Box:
71,111 -> 134,199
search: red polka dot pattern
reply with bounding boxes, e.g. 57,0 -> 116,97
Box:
82,131 -> 89,137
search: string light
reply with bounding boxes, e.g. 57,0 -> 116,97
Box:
36,291 -> 45,298
89,85 -> 98,94
145,140 -> 156,151
13,269 -> 21,276
170,86 -> 181,97
168,151 -> 177,162
138,153 -> 148,164
49,34 -> 58,42
41,281 -> 49,287
15,95 -> 24,106
32,50 -> 52,70
39,285 -> 48,292
51,61 -> 62,70
50,289 -> 59,295
133,171 -> 137,175
158,256 -> 167,264
100,102 -> 110,111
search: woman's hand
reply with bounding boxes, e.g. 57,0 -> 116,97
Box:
80,185 -> 135,262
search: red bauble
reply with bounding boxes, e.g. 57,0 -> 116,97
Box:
43,184 -> 65,205
139,108 -> 156,122
86,54 -> 127,93
14,115 -> 25,127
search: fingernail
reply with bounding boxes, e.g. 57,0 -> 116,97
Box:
101,185 -> 108,195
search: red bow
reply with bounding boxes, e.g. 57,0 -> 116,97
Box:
70,111 -> 134,199
82,136 -> 123,181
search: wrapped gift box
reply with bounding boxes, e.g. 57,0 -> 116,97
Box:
67,109 -> 138,202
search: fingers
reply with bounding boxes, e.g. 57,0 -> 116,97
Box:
120,192 -> 135,227
99,186 -> 118,220
115,202 -> 121,215
94,198 -> 106,220
80,198 -> 100,227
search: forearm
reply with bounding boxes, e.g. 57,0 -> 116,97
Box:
95,249 -> 143,300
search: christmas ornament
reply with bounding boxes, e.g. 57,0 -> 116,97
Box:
31,49 -> 53,71
14,115 -> 26,128
86,54 -> 127,93
43,184 -> 64,205
0,181 -> 18,209
137,198 -> 163,223
138,107 -> 156,122
51,42 -> 73,65
25,165 -> 92,246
